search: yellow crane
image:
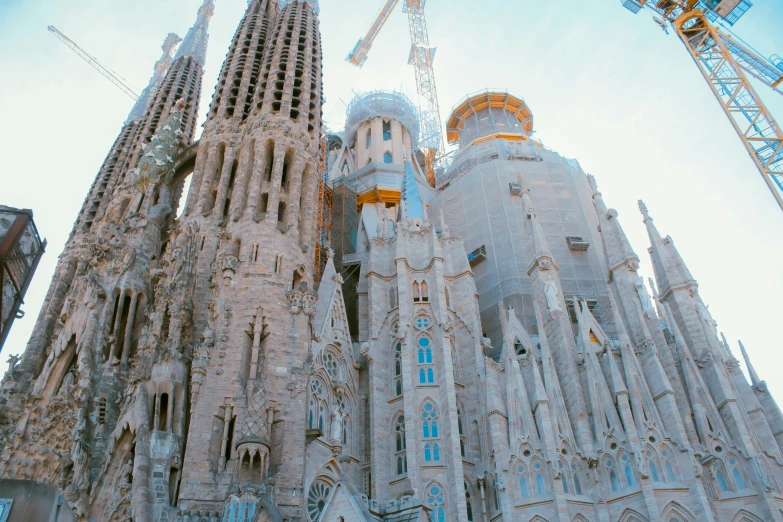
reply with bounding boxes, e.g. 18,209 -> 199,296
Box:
623,0 -> 783,210
347,0 -> 445,187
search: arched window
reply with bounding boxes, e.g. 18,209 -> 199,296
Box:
650,461 -> 660,483
366,132 -> 372,149
559,461 -> 569,493
307,480 -> 332,522
394,414 -> 407,475
421,281 -> 429,301
457,404 -> 467,458
383,120 -> 392,141
427,485 -> 446,522
464,482 -> 474,522
418,337 -> 434,384
622,454 -> 635,487
413,281 -> 421,302
383,152 -> 393,164
716,470 -> 729,492
393,343 -> 402,396
731,464 -> 746,489
646,449 -> 661,482
661,448 -> 676,482
309,379 -> 327,431
607,459 -> 619,492
422,402 -> 439,439
536,472 -> 546,495
518,464 -> 530,498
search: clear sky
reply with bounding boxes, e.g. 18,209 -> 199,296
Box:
2,0 -> 782,402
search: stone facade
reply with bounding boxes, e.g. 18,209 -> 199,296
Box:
2,2 -> 783,522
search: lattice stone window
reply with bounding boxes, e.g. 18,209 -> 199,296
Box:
415,315 -> 431,330
307,480 -> 332,522
323,351 -> 341,381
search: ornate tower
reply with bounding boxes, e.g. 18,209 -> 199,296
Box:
0,2 -> 213,521
174,0 -> 324,518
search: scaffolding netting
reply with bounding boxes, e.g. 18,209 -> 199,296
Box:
430,138 -> 619,358
345,90 -> 421,150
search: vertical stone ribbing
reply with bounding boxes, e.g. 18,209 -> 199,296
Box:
208,0 -> 280,123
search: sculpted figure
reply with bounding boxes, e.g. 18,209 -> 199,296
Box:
330,406 -> 343,443
543,276 -> 563,313
634,278 -> 654,316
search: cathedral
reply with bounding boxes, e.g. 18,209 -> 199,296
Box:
1,1 -> 782,522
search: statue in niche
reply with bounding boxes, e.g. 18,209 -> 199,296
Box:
634,277 -> 654,317
543,276 -> 563,314
330,405 -> 343,443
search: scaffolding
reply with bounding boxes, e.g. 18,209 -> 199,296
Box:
314,134 -> 332,284
345,90 -> 421,150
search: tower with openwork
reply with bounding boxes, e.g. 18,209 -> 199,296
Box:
1,2 -> 783,522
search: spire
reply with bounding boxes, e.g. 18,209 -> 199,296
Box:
174,0 -> 216,65
126,33 -> 181,124
739,340 -> 762,386
402,160 -> 425,221
639,200 -> 695,298
590,178 -> 638,274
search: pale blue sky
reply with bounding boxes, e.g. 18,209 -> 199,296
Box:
2,1 -> 782,401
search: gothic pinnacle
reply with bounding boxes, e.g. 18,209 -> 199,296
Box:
174,0 -> 216,65
738,340 -> 762,386
125,32 -> 182,124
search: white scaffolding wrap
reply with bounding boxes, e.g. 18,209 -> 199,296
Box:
430,138 -> 618,356
345,90 -> 421,149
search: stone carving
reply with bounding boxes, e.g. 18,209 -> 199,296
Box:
635,277 -> 655,317
330,405 -> 343,443
543,276 -> 563,314
752,456 -> 774,491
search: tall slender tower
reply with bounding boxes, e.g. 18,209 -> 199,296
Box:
173,0 -> 324,518
0,2 -> 213,521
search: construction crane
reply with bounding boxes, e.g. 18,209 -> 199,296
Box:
48,25 -> 140,101
347,0 -> 445,187
622,1 -> 783,210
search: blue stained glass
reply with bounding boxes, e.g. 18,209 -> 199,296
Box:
733,468 -> 746,489
425,348 -> 433,364
424,444 -> 432,461
536,473 -> 545,494
431,421 -> 438,438
717,471 -> 728,492
420,369 -> 426,384
427,368 -> 434,383
433,443 -> 441,461
650,461 -> 660,482
665,461 -> 675,482
610,471 -> 619,491
520,476 -> 529,498
419,337 -> 430,347
625,465 -> 635,486
418,349 -> 425,364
